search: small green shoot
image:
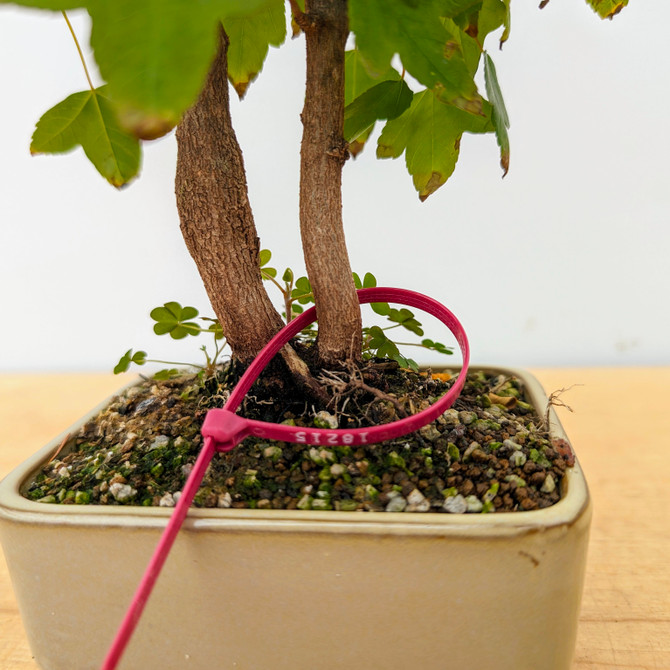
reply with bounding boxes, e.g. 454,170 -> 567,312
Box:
260,251 -> 454,370
114,301 -> 228,377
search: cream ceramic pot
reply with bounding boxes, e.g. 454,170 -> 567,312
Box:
0,368 -> 591,670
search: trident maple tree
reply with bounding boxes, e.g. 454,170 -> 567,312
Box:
3,0 -> 627,379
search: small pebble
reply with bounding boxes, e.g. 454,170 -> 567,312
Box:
405,488 -> 430,512
459,411 -> 477,425
443,494 -> 467,514
385,496 -> 408,512
419,424 -> 441,441
150,435 -> 170,450
216,491 -> 233,509
313,411 -> 338,429
541,473 -> 556,493
463,442 -> 480,462
509,451 -> 527,467
159,493 -> 175,507
465,495 -> 483,513
503,439 -> 522,451
109,482 -> 137,502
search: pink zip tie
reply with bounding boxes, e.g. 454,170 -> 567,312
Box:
101,287 -> 470,669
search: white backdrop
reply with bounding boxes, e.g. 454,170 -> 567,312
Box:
1,2 -> 668,372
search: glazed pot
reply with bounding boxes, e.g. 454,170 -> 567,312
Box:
0,367 -> 591,670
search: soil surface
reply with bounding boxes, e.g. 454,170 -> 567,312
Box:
24,364 -> 574,513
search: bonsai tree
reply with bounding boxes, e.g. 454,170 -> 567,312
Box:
3,0 -> 628,386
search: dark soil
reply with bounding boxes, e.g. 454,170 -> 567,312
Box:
24,364 -> 573,513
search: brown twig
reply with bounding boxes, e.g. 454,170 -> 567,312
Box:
288,0 -> 313,32
47,433 -> 71,465
544,384 -> 582,431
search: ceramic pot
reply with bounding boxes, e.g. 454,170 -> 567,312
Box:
0,367 -> 591,670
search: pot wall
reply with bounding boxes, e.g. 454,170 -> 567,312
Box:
0,368 -> 591,670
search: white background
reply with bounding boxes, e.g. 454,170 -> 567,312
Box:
1,1 -> 668,372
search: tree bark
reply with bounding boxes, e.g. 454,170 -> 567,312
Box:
175,28 -> 284,366
300,0 -> 362,367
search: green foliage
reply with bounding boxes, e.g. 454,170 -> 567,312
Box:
344,80 -> 413,145
484,53 -> 510,176
114,302 -> 229,376
8,0 -> 624,193
224,0 -> 286,97
349,0 -> 480,110
114,349 -> 147,374
87,1 -> 221,140
150,302 -> 201,339
351,271 -> 454,370
584,0 -> 628,19
378,89 -> 493,200
30,87 -> 140,187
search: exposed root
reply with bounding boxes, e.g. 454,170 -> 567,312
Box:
317,361 -> 408,425
279,343 -> 330,406
544,384 -> 582,430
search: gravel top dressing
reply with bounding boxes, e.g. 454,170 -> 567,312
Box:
25,365 -> 572,513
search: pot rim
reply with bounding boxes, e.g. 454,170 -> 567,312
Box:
0,366 -> 590,538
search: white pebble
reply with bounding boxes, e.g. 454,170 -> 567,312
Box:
385,496 -> 408,512
314,411 -> 338,429
150,435 -> 170,450
465,495 -> 483,513
406,488 -> 430,512
541,474 -> 556,493
509,451 -> 527,467
217,492 -> 232,508
159,493 -> 175,507
443,494 -> 467,514
109,482 -> 137,502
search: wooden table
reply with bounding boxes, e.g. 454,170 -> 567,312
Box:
1,370 -> 668,669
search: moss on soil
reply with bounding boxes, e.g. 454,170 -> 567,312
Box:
24,364 -> 572,513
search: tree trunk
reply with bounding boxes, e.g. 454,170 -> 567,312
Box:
175,28 -> 284,366
300,0 -> 362,367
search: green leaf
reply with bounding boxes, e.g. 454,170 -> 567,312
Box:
584,0 -> 628,19
388,308 -> 424,336
344,50 -> 404,155
350,0 -> 481,113
421,338 -> 453,355
0,0 -> 81,7
344,80 -> 413,144
365,325 -> 387,349
292,277 -> 313,304
150,302 -> 201,338
207,321 -> 225,340
224,0 -> 286,98
153,322 -> 174,336
352,272 -> 362,289
484,52 -> 510,176
377,89 -> 493,199
371,302 -> 391,316
113,348 -> 146,373
439,0 -> 483,17
87,0 -> 222,139
363,272 -> 377,288
114,349 -> 132,374
259,249 -> 272,266
282,267 -> 294,283
180,306 -> 199,321
153,368 -> 181,380
30,87 -> 140,187
169,323 -> 200,340
345,49 -> 400,106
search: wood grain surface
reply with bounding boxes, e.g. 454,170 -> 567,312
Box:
1,369 -> 668,669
